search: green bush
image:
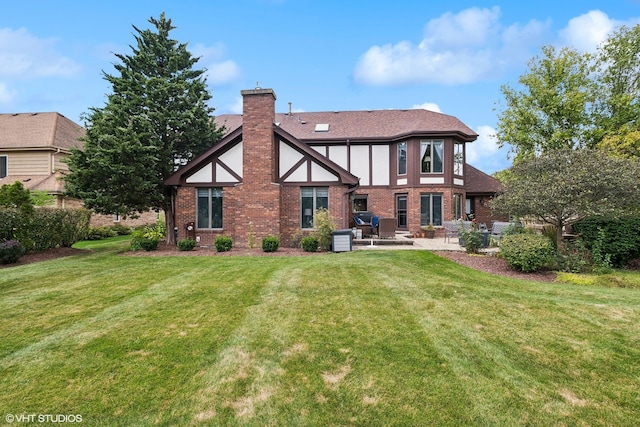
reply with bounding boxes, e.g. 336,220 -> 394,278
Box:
178,238 -> 196,251
301,236 -> 319,252
572,216 -> 640,267
315,209 -> 335,251
110,224 -> 132,236
459,229 -> 483,254
86,226 -> 117,240
215,235 -> 233,252
137,237 -> 159,251
0,208 -> 91,252
130,224 -> 164,251
0,240 -> 26,264
261,235 -> 280,252
500,233 -> 555,273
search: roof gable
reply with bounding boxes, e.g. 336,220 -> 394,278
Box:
164,125 -> 358,186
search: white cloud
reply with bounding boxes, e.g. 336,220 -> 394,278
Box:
0,81 -> 16,104
466,125 -> 512,173
557,10 -> 640,52
192,42 -> 241,86
558,10 -> 619,52
0,27 -> 81,79
228,96 -> 243,114
412,102 -> 441,113
354,7 -> 549,86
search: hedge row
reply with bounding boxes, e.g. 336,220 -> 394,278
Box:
572,216 -> 640,267
0,208 -> 91,252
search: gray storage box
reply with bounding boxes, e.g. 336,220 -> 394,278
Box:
332,229 -> 353,252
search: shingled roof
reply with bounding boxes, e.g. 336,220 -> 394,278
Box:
0,112 -> 84,151
465,164 -> 503,194
215,109 -> 478,142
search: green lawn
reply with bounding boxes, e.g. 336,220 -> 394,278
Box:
1,238 -> 639,426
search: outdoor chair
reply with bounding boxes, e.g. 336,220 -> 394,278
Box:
353,212 -> 379,237
443,221 -> 461,243
377,217 -> 396,238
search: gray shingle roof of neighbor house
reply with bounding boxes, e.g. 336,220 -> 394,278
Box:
0,112 -> 84,151
215,109 -> 478,142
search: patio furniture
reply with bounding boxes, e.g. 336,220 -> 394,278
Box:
353,212 -> 379,237
377,218 -> 397,238
490,221 -> 512,244
442,221 -> 474,243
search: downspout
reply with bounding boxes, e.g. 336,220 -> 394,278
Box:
343,182 -> 360,230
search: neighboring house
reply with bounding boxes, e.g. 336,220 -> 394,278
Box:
0,112 -> 158,228
166,87 -> 504,247
0,112 -> 84,208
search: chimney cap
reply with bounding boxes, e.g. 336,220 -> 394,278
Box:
240,88 -> 277,100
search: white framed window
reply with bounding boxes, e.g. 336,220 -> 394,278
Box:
301,187 -> 329,229
420,140 -> 443,173
397,142 -> 407,175
454,143 -> 464,176
197,188 -> 223,229
453,193 -> 463,220
420,193 -> 443,226
0,155 -> 7,178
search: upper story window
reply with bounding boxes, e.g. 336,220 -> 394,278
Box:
397,142 -> 407,175
0,156 -> 7,178
454,143 -> 464,176
420,140 -> 443,173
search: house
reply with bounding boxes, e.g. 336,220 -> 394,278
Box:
166,87 -> 504,247
0,112 -> 159,228
0,112 -> 84,208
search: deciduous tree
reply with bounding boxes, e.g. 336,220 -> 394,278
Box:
495,46 -> 596,162
65,13 -> 223,244
491,148 -> 640,247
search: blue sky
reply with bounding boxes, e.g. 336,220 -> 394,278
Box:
2,0 -> 640,174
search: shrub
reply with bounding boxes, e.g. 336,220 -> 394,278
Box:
556,238 -> 592,273
137,237 -> 159,251
215,235 -> 233,252
86,226 -> 117,240
0,208 -> 91,252
110,223 -> 132,236
178,238 -> 196,251
315,209 -> 335,251
301,236 -> 319,252
0,240 -> 26,264
459,229 -> 483,254
573,216 -> 640,267
262,235 -> 280,252
500,233 -> 555,273
130,224 -> 164,251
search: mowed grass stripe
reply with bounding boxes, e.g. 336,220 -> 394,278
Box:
374,251 -> 640,425
1,240 -> 639,426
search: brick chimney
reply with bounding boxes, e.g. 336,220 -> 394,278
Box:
234,88 -> 281,245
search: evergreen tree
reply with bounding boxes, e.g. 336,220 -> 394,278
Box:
65,13 -> 223,244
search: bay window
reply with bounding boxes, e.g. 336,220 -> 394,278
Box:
420,140 -> 443,173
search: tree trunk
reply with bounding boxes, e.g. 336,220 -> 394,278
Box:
555,220 -> 565,252
164,187 -> 176,245
165,207 -> 176,245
